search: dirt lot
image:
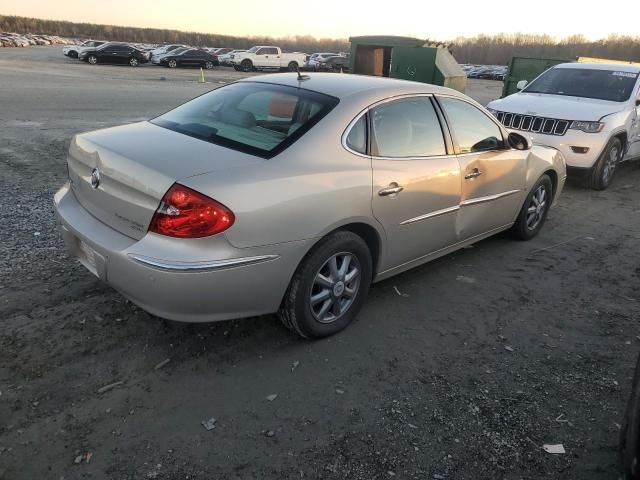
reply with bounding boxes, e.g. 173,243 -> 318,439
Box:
1,46 -> 640,480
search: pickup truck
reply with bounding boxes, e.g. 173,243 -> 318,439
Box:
231,46 -> 307,72
487,62 -> 640,190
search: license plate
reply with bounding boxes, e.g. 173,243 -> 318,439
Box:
78,240 -> 97,271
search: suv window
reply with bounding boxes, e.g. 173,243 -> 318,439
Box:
438,97 -> 504,153
346,115 -> 367,154
152,82 -> 339,159
371,97 -> 446,157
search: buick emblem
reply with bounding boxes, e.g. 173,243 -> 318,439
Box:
90,168 -> 101,189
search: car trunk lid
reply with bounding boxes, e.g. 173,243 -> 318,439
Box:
67,121 -> 262,240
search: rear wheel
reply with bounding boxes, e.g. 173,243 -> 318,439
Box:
511,174 -> 553,240
279,231 -> 372,339
204,61 -> 214,70
589,137 -> 622,190
129,57 -> 139,67
87,55 -> 98,65
288,61 -> 299,72
168,59 -> 177,68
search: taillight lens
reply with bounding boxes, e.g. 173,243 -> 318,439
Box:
149,184 -> 234,238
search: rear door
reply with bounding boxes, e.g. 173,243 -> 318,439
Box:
390,47 -> 437,84
98,45 -> 120,63
368,96 -> 462,270
436,96 -> 527,240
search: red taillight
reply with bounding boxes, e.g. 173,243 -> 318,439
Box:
149,184 -> 234,238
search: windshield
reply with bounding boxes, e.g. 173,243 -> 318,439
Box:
152,82 -> 339,159
525,67 -> 639,102
246,46 -> 259,53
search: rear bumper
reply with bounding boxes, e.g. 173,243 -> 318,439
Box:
53,182 -> 309,322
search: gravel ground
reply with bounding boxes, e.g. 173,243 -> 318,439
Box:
1,46 -> 640,480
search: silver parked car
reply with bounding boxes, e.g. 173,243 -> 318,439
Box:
54,74 -> 566,338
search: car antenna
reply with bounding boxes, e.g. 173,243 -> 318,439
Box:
297,66 -> 310,81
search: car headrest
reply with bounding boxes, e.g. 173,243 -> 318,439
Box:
221,108 -> 257,128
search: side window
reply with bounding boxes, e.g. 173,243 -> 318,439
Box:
265,48 -> 278,55
438,97 -> 505,153
102,45 -> 116,52
371,97 -> 446,158
256,48 -> 266,55
346,115 -> 367,154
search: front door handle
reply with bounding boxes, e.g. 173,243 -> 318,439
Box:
465,168 -> 483,180
378,183 -> 404,196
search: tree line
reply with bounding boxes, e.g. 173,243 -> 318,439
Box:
2,15 -> 640,65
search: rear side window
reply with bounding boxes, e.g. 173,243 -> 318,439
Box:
152,82 -> 339,159
371,97 -> 446,157
438,97 -> 504,153
346,115 -> 367,154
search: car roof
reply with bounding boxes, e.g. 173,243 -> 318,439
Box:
555,62 -> 640,73
242,73 -> 460,100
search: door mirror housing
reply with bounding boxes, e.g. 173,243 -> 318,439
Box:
516,80 -> 528,91
508,131 -> 532,151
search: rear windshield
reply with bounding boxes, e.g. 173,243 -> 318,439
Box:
152,82 -> 338,158
524,68 -> 639,102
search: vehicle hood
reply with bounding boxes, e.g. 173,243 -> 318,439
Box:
488,92 -> 625,121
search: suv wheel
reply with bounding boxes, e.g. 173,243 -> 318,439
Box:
279,231 -> 372,339
589,137 -> 622,190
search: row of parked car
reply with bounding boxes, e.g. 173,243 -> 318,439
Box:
461,64 -> 507,81
0,32 -> 71,47
62,40 -> 352,73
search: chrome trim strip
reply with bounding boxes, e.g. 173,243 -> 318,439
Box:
128,254 -> 280,272
400,205 -> 460,225
461,189 -> 521,206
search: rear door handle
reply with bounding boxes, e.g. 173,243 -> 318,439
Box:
465,168 -> 482,180
378,183 -> 404,196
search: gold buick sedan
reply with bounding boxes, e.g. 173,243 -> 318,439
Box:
54,73 -> 567,338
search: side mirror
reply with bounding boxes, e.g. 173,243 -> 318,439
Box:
508,131 -> 532,151
516,80 -> 528,91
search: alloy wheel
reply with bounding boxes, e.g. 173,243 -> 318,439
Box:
205,61 -> 214,69
309,252 -> 361,324
88,56 -> 97,65
129,58 -> 138,67
526,185 -> 547,231
169,60 -> 177,68
602,145 -> 619,184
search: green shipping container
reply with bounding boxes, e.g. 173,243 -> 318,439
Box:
501,56 -> 571,98
349,36 -> 467,92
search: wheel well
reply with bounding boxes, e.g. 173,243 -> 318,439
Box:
614,132 -> 628,151
544,169 -> 558,200
333,223 -> 381,274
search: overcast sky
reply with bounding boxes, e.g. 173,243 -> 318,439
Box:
2,0 -> 636,40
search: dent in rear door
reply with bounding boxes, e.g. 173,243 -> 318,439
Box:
369,96 -> 461,271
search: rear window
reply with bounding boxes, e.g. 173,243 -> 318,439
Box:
151,82 -> 339,158
525,67 -> 639,102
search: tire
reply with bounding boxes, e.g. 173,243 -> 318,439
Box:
129,57 -> 139,67
287,61 -> 299,72
168,59 -> 177,68
620,353 -> 640,479
279,231 -> 373,339
87,55 -> 98,65
241,59 -> 253,72
69,50 -> 78,58
204,61 -> 214,70
511,174 -> 553,240
589,137 -> 622,190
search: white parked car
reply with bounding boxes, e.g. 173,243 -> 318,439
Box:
305,52 -> 338,70
488,63 -> 640,190
63,40 -> 106,58
232,46 -> 307,72
219,49 -> 246,66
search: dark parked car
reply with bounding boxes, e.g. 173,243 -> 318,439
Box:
317,55 -> 350,72
79,43 -> 150,67
160,49 -> 219,69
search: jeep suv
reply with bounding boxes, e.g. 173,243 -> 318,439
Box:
488,63 -> 640,190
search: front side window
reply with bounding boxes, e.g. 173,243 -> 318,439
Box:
525,68 -> 639,102
371,97 -> 446,158
438,97 -> 504,154
152,82 -> 338,158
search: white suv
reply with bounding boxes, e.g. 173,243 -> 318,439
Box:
488,63 -> 640,189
